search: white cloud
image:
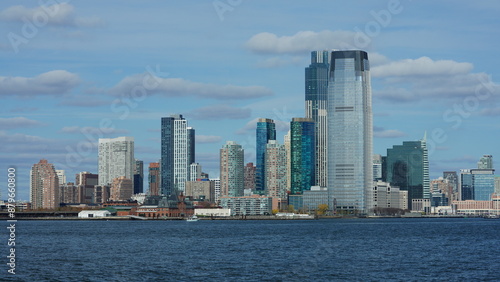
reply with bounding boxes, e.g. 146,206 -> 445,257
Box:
236,118 -> 260,135
110,74 -> 273,100
0,130 -> 58,153
189,104 -> 251,120
0,117 -> 45,130
373,126 -> 406,138
373,56 -> 500,102
371,56 -> 473,77
0,3 -> 105,27
245,30 -> 359,54
0,70 -> 80,97
368,53 -> 390,67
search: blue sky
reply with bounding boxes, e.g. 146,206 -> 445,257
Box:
1,0 -> 500,201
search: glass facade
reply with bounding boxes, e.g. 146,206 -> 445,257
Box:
220,196 -> 272,216
327,50 -> 373,214
290,118 -> 315,195
161,116 -> 174,196
287,194 -> 303,210
461,169 -> 495,201
386,139 -> 430,210
161,114 -> 194,196
303,187 -> 334,213
255,118 -> 276,193
305,51 -> 330,187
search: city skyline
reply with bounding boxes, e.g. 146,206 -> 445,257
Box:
2,1 -> 500,201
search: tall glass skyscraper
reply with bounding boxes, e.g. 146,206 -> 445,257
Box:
161,114 -> 194,196
255,118 -> 276,193
327,50 -> 373,214
385,137 -> 430,209
290,118 -> 315,195
306,50 -> 330,188
220,141 -> 244,197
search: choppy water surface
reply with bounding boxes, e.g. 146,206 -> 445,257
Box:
4,218 -> 500,281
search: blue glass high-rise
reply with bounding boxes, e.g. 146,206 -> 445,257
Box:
305,51 -> 330,188
161,116 -> 175,196
161,114 -> 194,196
255,118 -> 276,193
290,118 -> 315,195
460,169 -> 495,201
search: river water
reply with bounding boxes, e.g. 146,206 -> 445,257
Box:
3,218 -> 500,281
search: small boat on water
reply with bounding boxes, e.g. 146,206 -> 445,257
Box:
186,215 -> 199,222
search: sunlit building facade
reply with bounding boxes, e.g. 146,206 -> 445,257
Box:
220,141 -> 244,197
255,118 -> 276,193
98,136 -> 135,188
385,137 -> 430,210
290,118 -> 315,195
327,50 -> 373,213
305,50 -> 330,188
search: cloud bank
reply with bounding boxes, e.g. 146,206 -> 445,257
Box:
373,57 -> 500,102
0,70 -> 80,97
0,3 -> 105,27
189,104 -> 252,120
110,74 -> 273,100
246,30 -> 359,54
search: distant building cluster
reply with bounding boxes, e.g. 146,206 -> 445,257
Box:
26,50 -> 500,217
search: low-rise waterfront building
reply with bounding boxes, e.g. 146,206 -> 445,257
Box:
372,181 -> 404,209
133,193 -> 194,218
220,195 -> 273,216
78,210 -> 111,218
302,186 -> 334,213
287,194 -> 303,211
412,198 -> 431,213
453,194 -> 500,215
195,208 -> 231,217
